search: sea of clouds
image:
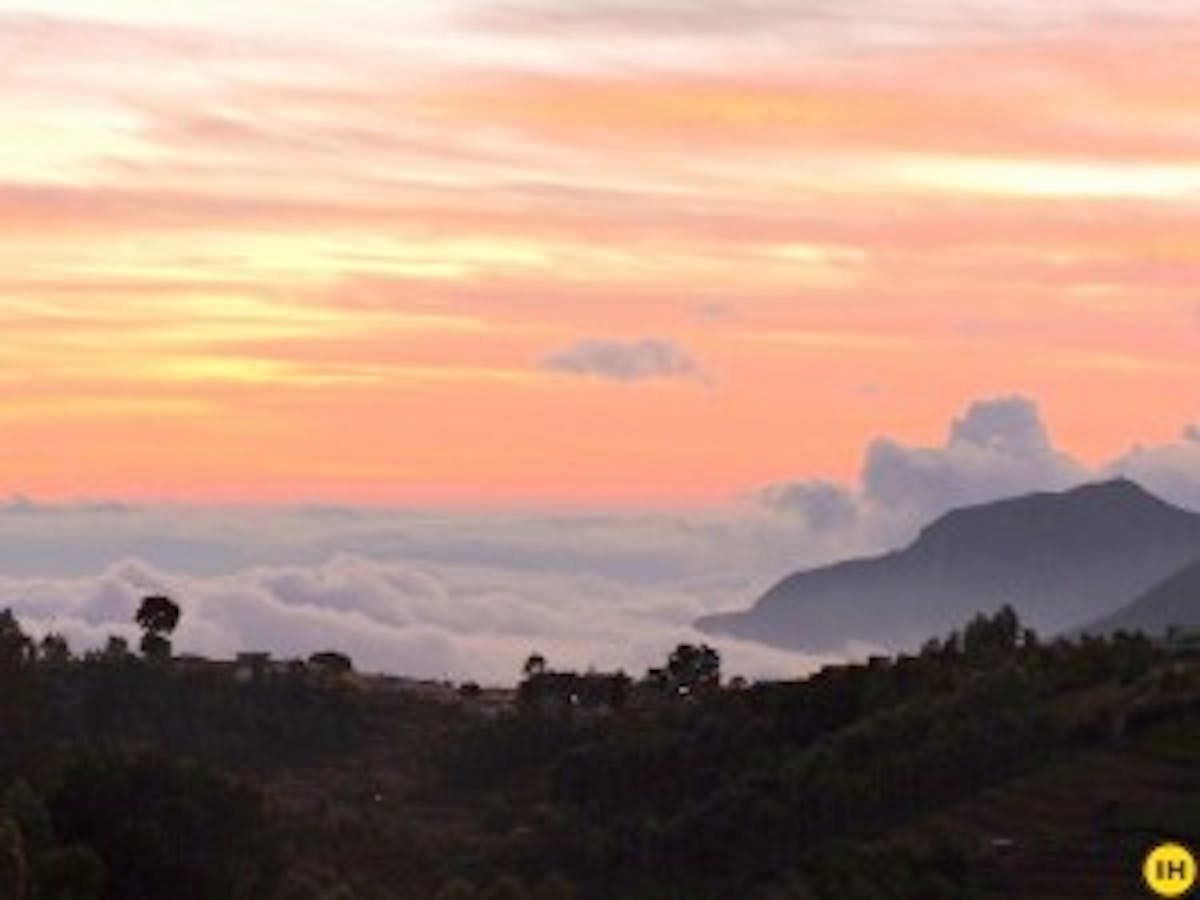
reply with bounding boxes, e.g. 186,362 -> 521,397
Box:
3,395 -> 1198,683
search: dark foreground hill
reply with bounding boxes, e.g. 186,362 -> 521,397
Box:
697,479 -> 1200,653
3,604 -> 1199,899
1084,555 -> 1200,637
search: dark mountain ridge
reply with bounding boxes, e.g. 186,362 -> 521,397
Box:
697,479 -> 1200,653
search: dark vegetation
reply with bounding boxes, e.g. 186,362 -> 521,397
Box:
1,597 -> 1198,899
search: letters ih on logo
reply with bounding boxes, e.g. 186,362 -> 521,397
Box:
1144,843 -> 1197,898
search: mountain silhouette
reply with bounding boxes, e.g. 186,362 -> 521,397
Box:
697,479 -> 1200,653
1082,553 -> 1200,637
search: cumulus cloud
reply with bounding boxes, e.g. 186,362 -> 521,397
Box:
756,480 -> 859,533
860,396 -> 1087,534
948,395 -> 1051,452
756,395 -> 1197,547
1105,424 -> 1200,511
540,337 -> 705,383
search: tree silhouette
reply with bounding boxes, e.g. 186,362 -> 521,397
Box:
523,653 -> 547,679
103,635 -> 131,660
309,651 -> 352,674
0,814 -> 28,899
0,609 -> 34,671
961,605 -> 1024,660
664,643 -> 721,695
39,633 -> 71,667
135,595 -> 180,662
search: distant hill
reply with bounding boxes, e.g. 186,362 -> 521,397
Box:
1082,555 -> 1200,637
697,479 -> 1200,653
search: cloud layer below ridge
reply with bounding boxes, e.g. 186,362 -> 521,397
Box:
2,396 -> 1198,681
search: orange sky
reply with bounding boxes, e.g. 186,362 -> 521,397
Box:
2,1 -> 1199,505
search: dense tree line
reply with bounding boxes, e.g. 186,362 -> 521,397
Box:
431,609 -> 1183,898
0,599 -> 361,898
0,599 -> 1194,899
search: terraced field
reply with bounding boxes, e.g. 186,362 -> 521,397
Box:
910,724 -> 1200,899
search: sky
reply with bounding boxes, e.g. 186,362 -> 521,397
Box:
2,0 -> 1199,507
3,2 -> 1200,678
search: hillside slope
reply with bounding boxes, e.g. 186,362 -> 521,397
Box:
698,479 -> 1200,653
1084,556 -> 1200,637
